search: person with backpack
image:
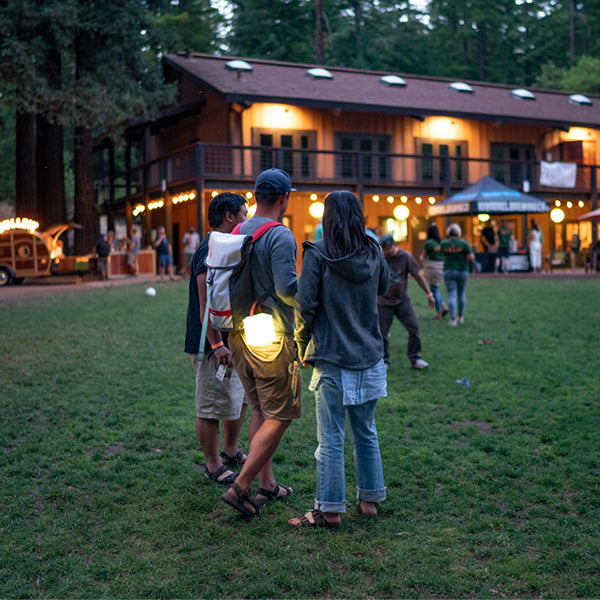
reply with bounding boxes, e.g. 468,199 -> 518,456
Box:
289,190 -> 390,528
185,193 -> 249,485
221,168 -> 302,518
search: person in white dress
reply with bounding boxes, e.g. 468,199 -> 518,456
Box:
528,223 -> 543,272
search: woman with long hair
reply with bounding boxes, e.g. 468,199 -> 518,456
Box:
421,223 -> 449,319
291,190 -> 390,528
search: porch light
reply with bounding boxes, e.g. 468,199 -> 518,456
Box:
415,197 -> 422,204
567,201 -> 573,208
401,196 -> 408,203
132,204 -> 145,217
309,202 -> 324,219
243,312 -> 276,347
211,191 -> 219,197
393,205 -> 410,221
310,193 -> 318,201
372,195 -> 380,203
387,196 -> 394,203
578,201 -> 585,207
247,203 -> 257,218
246,192 -> 253,200
550,208 -> 565,223
555,200 -> 561,207
0,217 -> 40,234
428,197 -> 436,204
478,214 -> 490,222
172,191 -> 196,204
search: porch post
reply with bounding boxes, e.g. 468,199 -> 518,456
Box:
591,165 -> 598,245
195,143 -> 206,239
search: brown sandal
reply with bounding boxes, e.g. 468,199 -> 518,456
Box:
221,483 -> 260,518
289,509 -> 340,529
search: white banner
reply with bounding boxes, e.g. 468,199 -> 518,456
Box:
540,161 -> 577,188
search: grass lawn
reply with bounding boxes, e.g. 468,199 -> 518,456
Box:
1,276 -> 599,598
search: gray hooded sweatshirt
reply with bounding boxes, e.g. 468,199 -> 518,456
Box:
295,240 -> 390,370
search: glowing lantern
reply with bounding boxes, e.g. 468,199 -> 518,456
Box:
309,202 -> 324,219
550,208 -> 565,223
393,205 -> 409,221
243,313 -> 276,347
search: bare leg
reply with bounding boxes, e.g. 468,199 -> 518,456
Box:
196,417 -> 223,473
231,413 -> 290,493
222,404 -> 247,458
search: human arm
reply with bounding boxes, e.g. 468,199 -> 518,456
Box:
197,271 -> 232,366
413,271 -> 436,308
294,246 -> 321,366
269,228 -> 298,306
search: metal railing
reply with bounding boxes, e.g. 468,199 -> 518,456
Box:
94,143 -> 599,206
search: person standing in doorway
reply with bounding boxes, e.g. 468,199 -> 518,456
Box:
528,222 -> 543,273
496,219 -> 512,274
569,232 -> 581,269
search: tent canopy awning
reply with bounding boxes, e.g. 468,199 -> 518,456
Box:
429,176 -> 550,216
579,208 -> 600,220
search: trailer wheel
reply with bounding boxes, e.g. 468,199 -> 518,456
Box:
0,266 -> 15,286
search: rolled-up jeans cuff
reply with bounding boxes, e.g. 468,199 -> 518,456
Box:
314,500 -> 348,514
356,486 -> 387,503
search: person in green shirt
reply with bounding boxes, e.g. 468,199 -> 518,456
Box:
440,224 -> 475,326
495,219 -> 512,274
569,232 -> 581,269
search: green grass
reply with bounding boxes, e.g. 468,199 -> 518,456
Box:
1,276 -> 600,598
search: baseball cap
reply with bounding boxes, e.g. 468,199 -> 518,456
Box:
255,168 -> 296,194
379,234 -> 395,248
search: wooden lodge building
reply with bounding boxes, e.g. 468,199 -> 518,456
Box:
94,53 -> 600,270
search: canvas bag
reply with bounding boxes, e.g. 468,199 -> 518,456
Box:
205,220 -> 282,333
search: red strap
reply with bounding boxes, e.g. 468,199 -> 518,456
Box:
232,221 -> 282,240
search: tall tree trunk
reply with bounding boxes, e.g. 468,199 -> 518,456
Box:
15,110 -> 37,220
315,0 -> 323,64
36,114 -> 66,227
478,25 -> 486,81
569,0 -> 576,66
73,126 -> 96,255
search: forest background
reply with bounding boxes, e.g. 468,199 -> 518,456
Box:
1,0 -> 600,251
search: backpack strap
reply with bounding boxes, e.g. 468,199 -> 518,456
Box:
232,220 -> 282,240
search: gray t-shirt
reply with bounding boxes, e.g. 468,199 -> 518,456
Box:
238,216 -> 298,334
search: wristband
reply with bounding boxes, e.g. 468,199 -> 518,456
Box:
210,341 -> 224,350
427,292 -> 434,298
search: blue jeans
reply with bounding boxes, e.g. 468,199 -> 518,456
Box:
313,375 -> 386,513
443,269 -> 469,320
430,284 -> 444,313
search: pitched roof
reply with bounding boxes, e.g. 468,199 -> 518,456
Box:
164,53 -> 600,129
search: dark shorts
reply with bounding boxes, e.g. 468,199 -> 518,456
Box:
497,246 -> 510,258
158,254 -> 173,268
230,330 -> 302,421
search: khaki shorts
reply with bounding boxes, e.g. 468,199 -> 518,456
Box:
230,331 -> 302,421
190,354 -> 246,420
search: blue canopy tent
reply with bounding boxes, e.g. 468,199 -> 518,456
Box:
428,176 -> 550,217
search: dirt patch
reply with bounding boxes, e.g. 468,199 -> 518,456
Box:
451,420 -> 493,433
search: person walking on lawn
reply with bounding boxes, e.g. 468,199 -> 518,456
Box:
290,190 -> 389,528
377,234 -> 435,370
221,168 -> 302,518
185,193 -> 249,485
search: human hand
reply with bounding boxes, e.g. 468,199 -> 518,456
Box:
427,296 -> 435,308
214,345 -> 233,367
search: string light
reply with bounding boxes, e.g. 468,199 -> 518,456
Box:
172,191 -> 196,205
132,204 -> 146,217
0,218 -> 40,234
148,200 -> 165,211
387,196 -> 394,204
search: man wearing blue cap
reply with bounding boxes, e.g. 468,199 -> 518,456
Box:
221,168 -> 302,518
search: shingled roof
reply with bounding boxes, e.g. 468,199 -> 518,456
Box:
164,53 -> 600,130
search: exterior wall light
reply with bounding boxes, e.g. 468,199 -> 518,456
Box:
309,202 -> 324,219
478,214 -> 490,222
393,205 -> 410,221
550,208 -> 565,223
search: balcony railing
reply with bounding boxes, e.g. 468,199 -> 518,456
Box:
94,143 -> 599,207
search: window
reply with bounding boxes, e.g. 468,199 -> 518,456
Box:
416,138 -> 468,185
380,217 -> 408,242
335,133 -> 391,181
491,143 -> 535,187
252,129 -> 317,179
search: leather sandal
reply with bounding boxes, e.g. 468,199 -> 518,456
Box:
255,484 -> 293,507
220,450 -> 247,468
204,465 -> 238,484
221,483 -> 260,518
288,509 -> 340,529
